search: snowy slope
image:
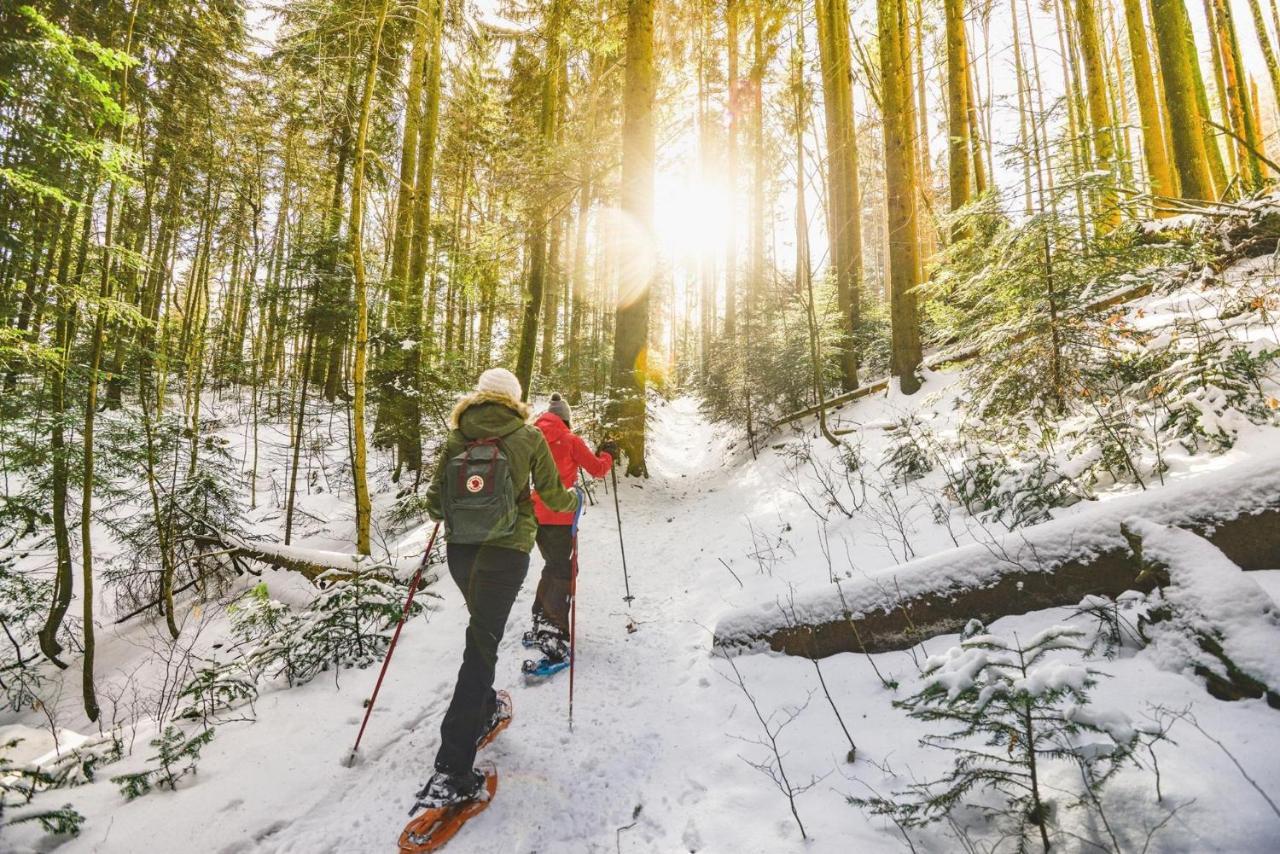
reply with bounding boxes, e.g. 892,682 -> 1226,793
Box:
5,393 -> 1280,853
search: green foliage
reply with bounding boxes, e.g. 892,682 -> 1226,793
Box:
7,803 -> 85,836
103,410 -> 246,612
0,561 -> 72,711
111,726 -> 215,801
0,3 -> 135,206
226,577 -> 424,690
945,445 -> 1085,529
702,276 -> 851,444
931,204 -> 1183,424
921,198 -> 1279,502
269,572 -> 419,686
882,416 -> 933,486
0,732 -> 119,837
176,660 -> 259,725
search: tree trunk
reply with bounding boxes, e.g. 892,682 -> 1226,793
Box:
1151,0 -> 1217,200
37,225 -> 77,667
725,0 -> 740,338
1182,0 -> 1229,195
1076,0 -> 1119,230
945,0 -> 972,222
1121,0 -> 1176,209
376,0 -> 432,475
516,0 -> 567,398
349,0 -> 392,556
879,0 -> 923,394
610,0 -> 655,475
964,42 -> 988,194
815,0 -> 862,391
1213,0 -> 1265,189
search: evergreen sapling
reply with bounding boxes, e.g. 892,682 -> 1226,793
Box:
852,624 -> 1160,852
111,726 -> 215,801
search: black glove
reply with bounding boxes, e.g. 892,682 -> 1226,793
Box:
598,440 -> 620,460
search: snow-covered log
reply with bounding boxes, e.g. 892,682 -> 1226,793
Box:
1127,521 -> 1280,708
191,533 -> 408,585
714,455 -> 1280,660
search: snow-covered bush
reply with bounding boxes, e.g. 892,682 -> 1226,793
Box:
268,571 -> 414,685
176,659 -> 259,725
1144,324 -> 1278,454
947,444 -> 1085,529
228,581 -> 300,681
225,576 -> 422,690
882,416 -> 933,486
34,733 -> 124,790
852,625 -> 1159,851
111,726 -> 215,801
1071,592 -> 1149,660
0,734 -> 115,836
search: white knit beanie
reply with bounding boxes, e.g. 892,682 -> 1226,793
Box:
476,367 -> 522,402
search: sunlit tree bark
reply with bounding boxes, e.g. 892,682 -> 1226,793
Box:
610,0 -> 655,474
878,0 -> 923,394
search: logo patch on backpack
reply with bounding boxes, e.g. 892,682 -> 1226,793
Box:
466,474 -> 485,493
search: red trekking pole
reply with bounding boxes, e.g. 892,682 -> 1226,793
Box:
345,521 -> 441,767
568,489 -> 584,731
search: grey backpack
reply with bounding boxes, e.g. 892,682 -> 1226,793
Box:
442,438 -> 519,544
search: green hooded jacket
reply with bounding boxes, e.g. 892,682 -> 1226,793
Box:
425,392 -> 578,553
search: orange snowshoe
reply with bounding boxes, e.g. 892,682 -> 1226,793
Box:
398,767 -> 498,853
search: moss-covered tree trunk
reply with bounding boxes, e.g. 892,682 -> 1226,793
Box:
944,0 -> 972,223
1152,0 -> 1217,200
1076,0 -> 1119,230
1121,0 -> 1176,209
1245,0 -> 1280,125
348,0 -> 392,556
1212,0 -> 1265,189
815,0 -> 863,391
375,0 -> 432,477
878,0 -> 923,394
610,0 -> 655,475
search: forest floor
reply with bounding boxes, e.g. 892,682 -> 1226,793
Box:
6,383 -> 1280,852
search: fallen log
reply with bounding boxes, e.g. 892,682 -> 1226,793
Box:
714,454 -> 1280,660
1126,520 -> 1280,709
189,532 -> 428,585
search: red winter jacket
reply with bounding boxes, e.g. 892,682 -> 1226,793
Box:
532,411 -> 613,525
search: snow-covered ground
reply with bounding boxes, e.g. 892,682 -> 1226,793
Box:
5,386 -> 1280,852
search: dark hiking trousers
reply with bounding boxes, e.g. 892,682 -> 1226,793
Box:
434,543 -> 529,777
532,524 -> 573,638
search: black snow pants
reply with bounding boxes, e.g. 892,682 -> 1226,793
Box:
434,543 -> 529,777
531,524 -> 573,639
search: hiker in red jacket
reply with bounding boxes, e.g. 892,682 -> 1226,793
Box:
525,393 -> 616,662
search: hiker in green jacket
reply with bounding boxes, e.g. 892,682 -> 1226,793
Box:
416,368 -> 579,808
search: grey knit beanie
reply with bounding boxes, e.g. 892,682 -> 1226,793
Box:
548,392 -> 571,425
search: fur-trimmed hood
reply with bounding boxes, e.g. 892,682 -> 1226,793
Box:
448,390 -> 532,433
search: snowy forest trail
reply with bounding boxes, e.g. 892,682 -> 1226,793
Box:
266,396 -> 822,853
52,396 -> 846,854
